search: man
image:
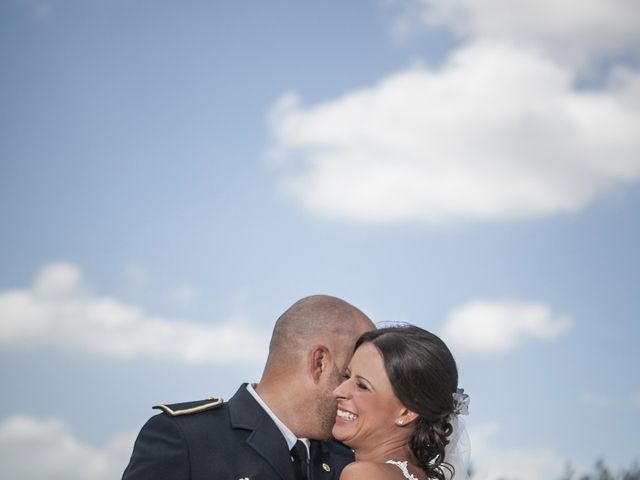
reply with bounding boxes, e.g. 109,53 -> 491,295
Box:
122,295 -> 374,480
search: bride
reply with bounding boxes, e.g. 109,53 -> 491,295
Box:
332,325 -> 470,480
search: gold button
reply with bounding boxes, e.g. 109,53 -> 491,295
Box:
322,463 -> 331,472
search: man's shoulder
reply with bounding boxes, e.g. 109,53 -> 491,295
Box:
153,397 -> 224,417
133,395 -> 239,454
123,396 -> 237,479
144,396 -> 230,438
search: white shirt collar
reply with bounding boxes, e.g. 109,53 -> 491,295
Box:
246,383 -> 310,456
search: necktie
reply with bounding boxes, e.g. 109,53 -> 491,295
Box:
290,440 -> 308,480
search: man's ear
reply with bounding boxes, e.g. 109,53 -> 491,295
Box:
308,344 -> 330,383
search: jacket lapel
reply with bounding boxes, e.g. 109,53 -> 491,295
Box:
228,385 -> 294,480
246,413 -> 294,479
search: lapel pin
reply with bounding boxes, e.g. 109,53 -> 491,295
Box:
322,463 -> 331,472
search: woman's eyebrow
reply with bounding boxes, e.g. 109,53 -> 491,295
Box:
355,374 -> 375,391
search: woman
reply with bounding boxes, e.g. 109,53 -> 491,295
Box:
333,325 -> 469,480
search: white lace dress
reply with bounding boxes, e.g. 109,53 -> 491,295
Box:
386,460 -> 419,480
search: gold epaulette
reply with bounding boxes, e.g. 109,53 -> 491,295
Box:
153,397 -> 224,417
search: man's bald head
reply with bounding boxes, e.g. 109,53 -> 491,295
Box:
256,295 -> 373,439
265,294 -> 373,371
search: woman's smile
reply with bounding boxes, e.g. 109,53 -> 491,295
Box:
336,408 -> 358,423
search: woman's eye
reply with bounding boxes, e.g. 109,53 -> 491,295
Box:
342,372 -> 351,380
356,382 -> 368,391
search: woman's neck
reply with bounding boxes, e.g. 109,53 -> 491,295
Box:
353,436 -> 413,464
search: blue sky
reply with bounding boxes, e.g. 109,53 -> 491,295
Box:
1,1 -> 639,479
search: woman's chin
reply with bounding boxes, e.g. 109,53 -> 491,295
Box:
331,425 -> 346,442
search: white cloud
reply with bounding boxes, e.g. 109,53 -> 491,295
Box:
395,0 -> 640,67
0,262 -> 269,364
469,422 -> 565,480
441,299 -> 571,355
34,261 -> 84,297
267,40 -> 640,224
0,415 -> 134,480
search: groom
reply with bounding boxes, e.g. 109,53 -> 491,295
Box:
122,295 -> 374,480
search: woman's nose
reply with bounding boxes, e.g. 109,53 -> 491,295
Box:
333,378 -> 349,398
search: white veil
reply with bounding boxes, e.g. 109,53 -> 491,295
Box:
443,416 -> 471,480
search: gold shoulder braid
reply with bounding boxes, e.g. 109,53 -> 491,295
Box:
153,397 -> 223,417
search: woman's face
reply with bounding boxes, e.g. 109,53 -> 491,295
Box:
332,342 -> 406,449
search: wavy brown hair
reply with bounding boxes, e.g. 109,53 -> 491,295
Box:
355,325 -> 458,479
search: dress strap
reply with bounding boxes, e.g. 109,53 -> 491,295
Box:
386,460 -> 419,480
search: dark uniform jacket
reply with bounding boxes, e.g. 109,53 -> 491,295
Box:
122,384 -> 354,480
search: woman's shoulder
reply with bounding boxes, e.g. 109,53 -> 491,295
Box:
340,460 -> 411,480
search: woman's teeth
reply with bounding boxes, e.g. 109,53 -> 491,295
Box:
337,409 -> 358,421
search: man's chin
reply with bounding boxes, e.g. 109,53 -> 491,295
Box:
317,422 -> 336,441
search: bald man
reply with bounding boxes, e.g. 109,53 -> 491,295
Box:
122,295 -> 374,480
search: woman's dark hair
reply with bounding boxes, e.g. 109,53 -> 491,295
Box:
355,325 -> 458,480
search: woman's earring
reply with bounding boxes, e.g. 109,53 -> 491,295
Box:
397,419 -> 404,425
